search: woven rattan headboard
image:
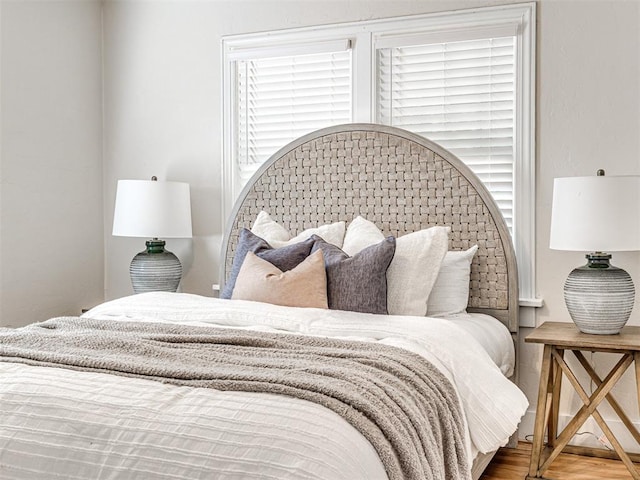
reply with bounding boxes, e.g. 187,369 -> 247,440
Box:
220,124 -> 519,333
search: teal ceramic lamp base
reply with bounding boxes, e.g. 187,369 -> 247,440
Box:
129,239 -> 183,294
564,253 -> 635,335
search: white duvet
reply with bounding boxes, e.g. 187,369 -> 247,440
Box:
0,293 -> 528,480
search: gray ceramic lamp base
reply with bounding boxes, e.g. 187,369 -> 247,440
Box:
130,239 -> 183,294
564,253 -> 635,335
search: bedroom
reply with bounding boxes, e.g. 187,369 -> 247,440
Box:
0,0 -> 639,478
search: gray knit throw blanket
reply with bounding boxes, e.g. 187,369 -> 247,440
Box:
0,317 -> 471,480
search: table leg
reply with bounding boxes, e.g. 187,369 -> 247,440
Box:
635,352 -> 640,417
527,344 -> 553,479
548,349 -> 563,448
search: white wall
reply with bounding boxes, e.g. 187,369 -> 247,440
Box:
0,0 -> 104,327
102,0 -> 640,306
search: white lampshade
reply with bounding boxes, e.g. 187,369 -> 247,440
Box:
550,175 -> 640,252
113,179 -> 192,239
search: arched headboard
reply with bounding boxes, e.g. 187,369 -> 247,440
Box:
220,124 -> 519,333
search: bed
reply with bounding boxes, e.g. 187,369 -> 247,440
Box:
0,124 -> 528,480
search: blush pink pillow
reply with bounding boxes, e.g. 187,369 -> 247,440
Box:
232,250 -> 329,309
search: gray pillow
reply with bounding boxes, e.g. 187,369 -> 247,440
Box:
221,229 -> 315,299
311,235 -> 396,314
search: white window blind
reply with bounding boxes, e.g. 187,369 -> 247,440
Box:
236,49 -> 352,184
376,36 -> 515,229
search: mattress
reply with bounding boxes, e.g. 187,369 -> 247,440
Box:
0,293 -> 528,479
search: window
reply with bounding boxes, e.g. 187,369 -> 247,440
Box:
223,3 -> 537,314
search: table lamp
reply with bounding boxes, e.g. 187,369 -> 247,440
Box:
112,177 -> 192,293
549,170 -> 640,334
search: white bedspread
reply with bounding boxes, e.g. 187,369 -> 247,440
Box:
443,312 -> 516,378
0,293 -> 528,480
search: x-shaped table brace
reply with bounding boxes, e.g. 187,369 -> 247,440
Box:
527,345 -> 640,479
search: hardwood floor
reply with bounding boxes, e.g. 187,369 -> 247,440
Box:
481,442 -> 637,479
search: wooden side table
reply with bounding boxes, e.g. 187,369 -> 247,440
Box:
525,322 -> 640,479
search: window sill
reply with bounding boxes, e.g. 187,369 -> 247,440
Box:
519,298 -> 544,308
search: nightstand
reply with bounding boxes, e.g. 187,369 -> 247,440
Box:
525,322 -> 640,480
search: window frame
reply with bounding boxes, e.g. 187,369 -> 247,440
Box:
222,2 -> 538,321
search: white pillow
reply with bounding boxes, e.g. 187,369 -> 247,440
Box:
427,245 -> 478,317
342,215 -> 384,256
343,216 -> 449,316
250,210 -> 290,244
251,211 -> 346,248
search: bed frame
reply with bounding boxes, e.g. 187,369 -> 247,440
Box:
219,123 -> 519,479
